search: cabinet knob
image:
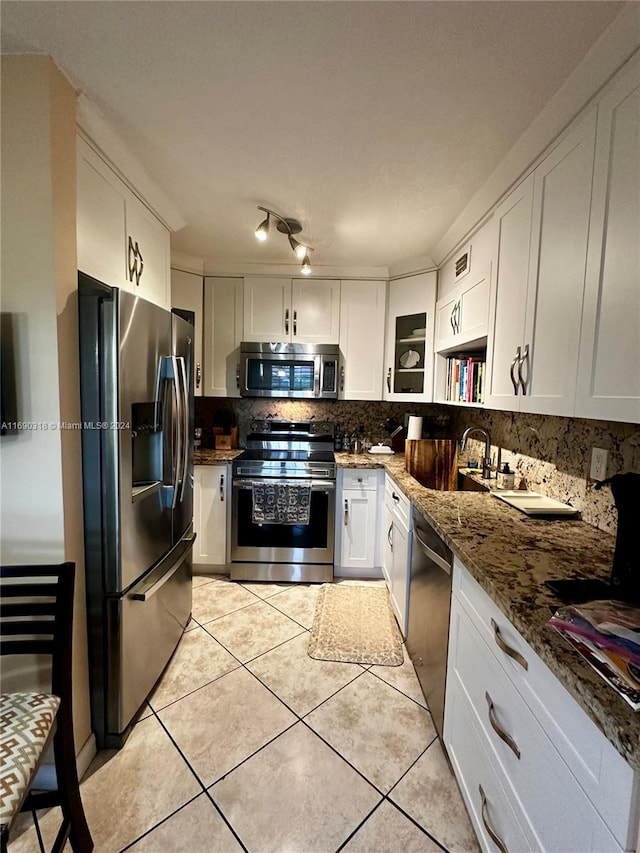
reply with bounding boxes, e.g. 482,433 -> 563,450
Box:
285,308 -> 290,335
293,309 -> 297,336
195,363 -> 202,389
386,367 -> 392,392
236,364 -> 240,389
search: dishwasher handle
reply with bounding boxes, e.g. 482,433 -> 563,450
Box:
413,528 -> 452,575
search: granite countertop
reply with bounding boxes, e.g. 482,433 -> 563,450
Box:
335,451 -> 640,773
194,448 -> 243,464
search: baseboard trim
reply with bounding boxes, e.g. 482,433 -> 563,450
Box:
76,731 -> 97,780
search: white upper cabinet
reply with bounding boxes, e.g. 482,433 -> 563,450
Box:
384,272 -> 437,403
171,269 -> 204,396
76,136 -> 171,309
204,276 -> 244,397
485,110 -> 597,415
434,266 -> 490,353
77,137 -> 128,289
576,58 -> 640,424
243,277 -> 340,344
338,280 -> 386,400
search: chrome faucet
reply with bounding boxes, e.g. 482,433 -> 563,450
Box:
460,427 -> 493,479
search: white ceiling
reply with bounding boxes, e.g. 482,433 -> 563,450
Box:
1,1 -> 626,269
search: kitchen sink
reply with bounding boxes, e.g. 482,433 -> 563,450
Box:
457,471 -> 490,492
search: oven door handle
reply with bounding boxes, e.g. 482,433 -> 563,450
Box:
232,479 -> 336,491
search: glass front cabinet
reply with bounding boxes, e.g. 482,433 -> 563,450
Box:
384,272 -> 437,403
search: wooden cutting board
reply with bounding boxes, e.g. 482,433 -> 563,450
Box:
405,439 -> 459,491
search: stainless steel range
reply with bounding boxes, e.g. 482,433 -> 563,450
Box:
230,420 -> 336,583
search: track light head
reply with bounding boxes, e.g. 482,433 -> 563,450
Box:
255,207 -> 315,271
255,214 -> 270,241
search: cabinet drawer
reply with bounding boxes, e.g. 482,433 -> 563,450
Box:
454,560 -> 637,848
445,680 -> 533,853
384,476 -> 411,528
342,469 -> 379,491
450,598 -> 621,852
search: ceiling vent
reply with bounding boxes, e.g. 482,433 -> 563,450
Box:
454,245 -> 471,280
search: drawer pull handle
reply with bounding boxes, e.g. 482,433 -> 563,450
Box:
479,785 -> 509,853
491,618 -> 528,671
220,474 -> 225,502
485,692 -> 521,759
344,499 -> 349,526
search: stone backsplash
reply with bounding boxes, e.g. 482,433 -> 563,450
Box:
195,397 -> 639,535
449,407 -> 640,535
194,398 -> 451,448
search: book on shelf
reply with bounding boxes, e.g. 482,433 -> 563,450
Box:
444,352 -> 485,404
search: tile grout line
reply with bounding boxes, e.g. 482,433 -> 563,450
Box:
139,704 -> 251,853
174,582 -> 451,850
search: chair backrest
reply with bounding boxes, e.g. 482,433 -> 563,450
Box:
0,563 -> 75,707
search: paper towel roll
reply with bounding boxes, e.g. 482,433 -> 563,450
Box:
407,416 -> 423,441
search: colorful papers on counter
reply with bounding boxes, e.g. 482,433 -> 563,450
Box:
549,600 -> 640,710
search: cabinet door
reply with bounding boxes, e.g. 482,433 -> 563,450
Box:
484,175 -> 534,411
171,269 -> 204,396
521,111 -> 596,416
341,489 -> 377,570
193,466 -> 228,566
76,137 -> 128,289
243,276 -> 291,341
384,272 -> 437,403
291,279 -> 341,343
203,277 -> 244,397
125,193 -> 171,309
339,280 -> 385,400
390,518 -> 410,637
576,58 -> 640,424
435,269 -> 490,353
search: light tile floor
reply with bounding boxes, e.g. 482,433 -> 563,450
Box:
8,576 -> 479,853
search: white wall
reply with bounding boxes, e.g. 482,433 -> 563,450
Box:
0,55 -> 93,759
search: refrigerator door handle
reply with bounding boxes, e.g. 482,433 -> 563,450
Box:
177,356 -> 189,502
129,532 -> 196,601
166,356 -> 183,509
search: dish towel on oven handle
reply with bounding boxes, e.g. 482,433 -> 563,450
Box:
251,480 -> 312,525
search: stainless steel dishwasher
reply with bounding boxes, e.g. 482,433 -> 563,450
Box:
406,508 -> 453,750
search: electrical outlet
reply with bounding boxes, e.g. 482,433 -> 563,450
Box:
590,447 -> 608,482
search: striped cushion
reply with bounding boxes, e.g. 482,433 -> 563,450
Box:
0,693 -> 59,834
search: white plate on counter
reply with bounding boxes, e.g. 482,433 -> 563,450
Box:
491,490 -> 579,516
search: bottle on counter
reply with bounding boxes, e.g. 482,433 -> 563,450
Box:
497,462 -> 515,489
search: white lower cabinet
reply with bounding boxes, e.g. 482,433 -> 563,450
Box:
445,558 -> 639,852
382,475 -> 412,636
193,465 -> 229,567
336,469 -> 382,576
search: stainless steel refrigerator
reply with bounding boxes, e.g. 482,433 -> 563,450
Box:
78,273 -> 194,748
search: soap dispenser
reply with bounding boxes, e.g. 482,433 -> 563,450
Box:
497,462 -> 515,490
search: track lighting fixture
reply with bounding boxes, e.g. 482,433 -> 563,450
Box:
255,205 -> 313,274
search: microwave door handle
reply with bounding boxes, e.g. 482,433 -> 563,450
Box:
314,356 -> 321,397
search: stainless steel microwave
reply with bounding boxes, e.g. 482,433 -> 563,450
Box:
239,342 -> 340,399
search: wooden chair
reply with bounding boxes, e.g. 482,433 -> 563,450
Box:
0,562 -> 93,852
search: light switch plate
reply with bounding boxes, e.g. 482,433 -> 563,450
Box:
590,447 -> 608,482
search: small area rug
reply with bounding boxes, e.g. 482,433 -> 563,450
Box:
308,584 -> 403,666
